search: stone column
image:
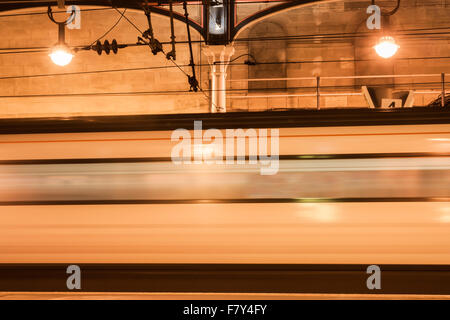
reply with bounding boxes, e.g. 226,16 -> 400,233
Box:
202,45 -> 235,113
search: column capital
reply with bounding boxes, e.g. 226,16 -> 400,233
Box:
202,44 -> 235,66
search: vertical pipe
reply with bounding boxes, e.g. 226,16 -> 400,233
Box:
218,70 -> 226,112
58,23 -> 65,44
210,63 -> 218,113
316,76 -> 320,110
442,73 -> 446,108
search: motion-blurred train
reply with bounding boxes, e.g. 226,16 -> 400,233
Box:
0,108 -> 449,294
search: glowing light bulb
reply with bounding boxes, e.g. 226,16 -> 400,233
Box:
49,45 -> 73,66
374,36 -> 400,59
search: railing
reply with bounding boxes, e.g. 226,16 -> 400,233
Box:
228,73 -> 449,109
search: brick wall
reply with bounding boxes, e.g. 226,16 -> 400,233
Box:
0,1 -> 449,117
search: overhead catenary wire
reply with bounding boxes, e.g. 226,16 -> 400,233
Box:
1,56 -> 450,80
86,8 -> 127,48
1,34 -> 449,56
112,6 -> 145,34
0,26 -> 449,54
1,81 -> 448,99
0,30 -> 448,56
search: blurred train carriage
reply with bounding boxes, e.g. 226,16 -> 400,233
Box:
0,108 -> 449,267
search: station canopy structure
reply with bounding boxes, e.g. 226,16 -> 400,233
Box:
0,0 -> 323,45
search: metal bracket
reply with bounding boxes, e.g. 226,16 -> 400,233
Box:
165,0 -> 177,60
183,1 -> 199,92
141,2 -> 163,55
47,5 -> 75,44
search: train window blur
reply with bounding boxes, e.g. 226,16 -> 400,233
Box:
0,157 -> 448,202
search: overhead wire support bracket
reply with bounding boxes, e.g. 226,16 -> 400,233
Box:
183,1 -> 199,92
139,0 -> 163,55
165,0 -> 176,60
